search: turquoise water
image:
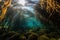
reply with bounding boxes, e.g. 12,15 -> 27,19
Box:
25,17 -> 41,27
1,0 -> 46,30
25,17 -> 45,29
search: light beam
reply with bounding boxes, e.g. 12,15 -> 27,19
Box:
18,0 -> 26,6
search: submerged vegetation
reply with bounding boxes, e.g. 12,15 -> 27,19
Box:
0,0 -> 60,40
0,27 -> 60,40
35,0 -> 60,33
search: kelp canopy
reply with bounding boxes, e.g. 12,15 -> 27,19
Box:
0,0 -> 11,21
0,0 -> 60,40
35,0 -> 60,33
40,0 -> 60,13
35,0 -> 60,26
0,0 -> 60,33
